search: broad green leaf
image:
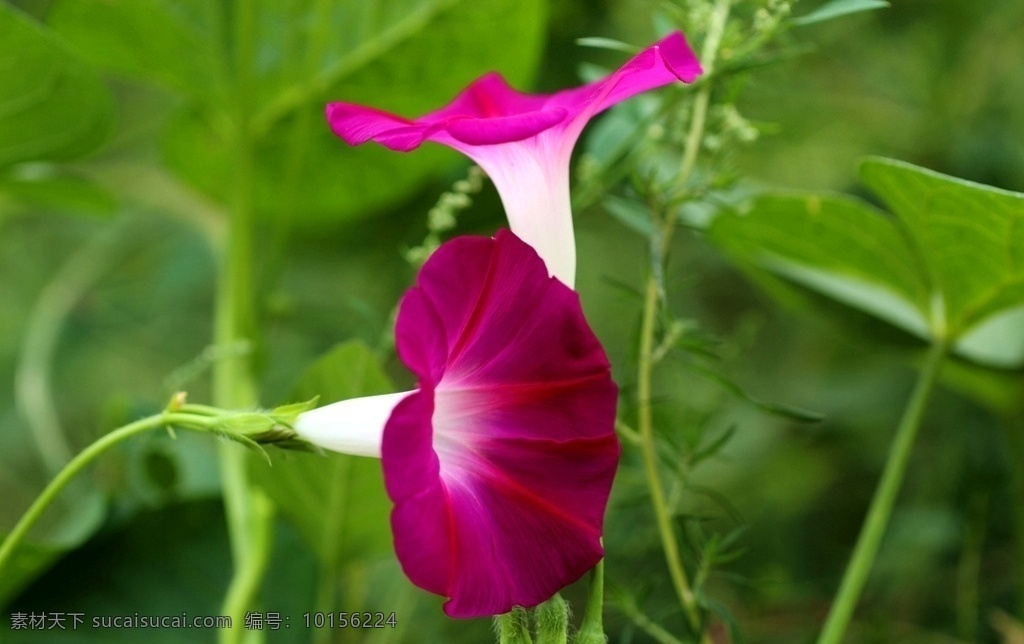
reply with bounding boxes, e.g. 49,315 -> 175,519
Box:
171,0 -> 548,225
710,192 -> 931,337
252,340 -> 395,564
47,0 -> 227,103
709,158 -> 1024,368
0,4 -> 112,166
860,157 -> 1024,337
791,0 -> 890,26
52,0 -> 548,225
954,305 -> 1024,370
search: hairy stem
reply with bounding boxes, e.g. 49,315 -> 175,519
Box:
636,277 -> 703,634
817,341 -> 947,644
634,1 -> 730,638
495,607 -> 533,644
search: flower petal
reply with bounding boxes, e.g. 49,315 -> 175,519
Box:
324,103 -> 435,152
554,31 -> 704,118
445,109 -> 568,146
325,32 -> 701,289
293,391 -> 413,457
324,31 -> 702,153
384,230 -> 619,618
383,390 -> 453,596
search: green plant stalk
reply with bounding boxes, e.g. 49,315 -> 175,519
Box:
217,2 -> 270,641
636,277 -> 703,635
817,341 -> 947,644
614,595 -> 685,644
576,560 -> 607,643
634,1 -> 730,638
533,593 -> 568,644
0,411 -> 222,575
496,608 -> 533,644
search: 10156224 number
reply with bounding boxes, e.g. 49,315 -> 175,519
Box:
302,612 -> 397,629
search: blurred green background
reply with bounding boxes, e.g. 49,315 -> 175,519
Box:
1,0 -> 1023,642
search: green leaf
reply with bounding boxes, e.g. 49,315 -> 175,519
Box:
953,305 -> 1024,369
47,0 -> 227,103
859,157 -> 1024,338
791,0 -> 890,26
0,3 -> 113,167
710,192 -> 931,337
709,158 -> 1024,368
251,340 -> 395,564
49,0 -> 547,224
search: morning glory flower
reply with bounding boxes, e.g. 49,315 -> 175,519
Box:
325,31 -> 703,288
295,230 -> 619,618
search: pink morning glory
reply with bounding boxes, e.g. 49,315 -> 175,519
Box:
325,32 -> 703,288
295,230 -> 619,617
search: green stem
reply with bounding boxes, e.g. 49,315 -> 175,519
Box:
217,2 -> 270,641
221,489 -> 275,630
636,277 -> 703,635
495,608 -> 533,644
576,560 -> 607,644
817,341 -> 947,644
633,2 -> 730,639
663,0 -> 730,256
0,411 -> 223,575
615,595 -> 685,644
533,594 -> 568,644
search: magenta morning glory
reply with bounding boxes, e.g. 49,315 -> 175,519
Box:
325,32 -> 703,288
294,230 -> 619,617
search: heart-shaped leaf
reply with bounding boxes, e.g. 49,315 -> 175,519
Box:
709,157 -> 1024,368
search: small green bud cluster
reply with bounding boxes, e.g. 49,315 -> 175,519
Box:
706,104 -> 759,153
684,0 -> 714,34
755,0 -> 793,33
405,165 -> 485,266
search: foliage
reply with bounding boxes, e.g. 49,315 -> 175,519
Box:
1,0 -> 1023,642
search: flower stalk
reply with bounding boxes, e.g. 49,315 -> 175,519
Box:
496,608 -> 533,644
533,594 -> 569,644
576,560 -> 607,644
634,0 -> 731,639
0,400 -> 302,577
817,340 -> 947,644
